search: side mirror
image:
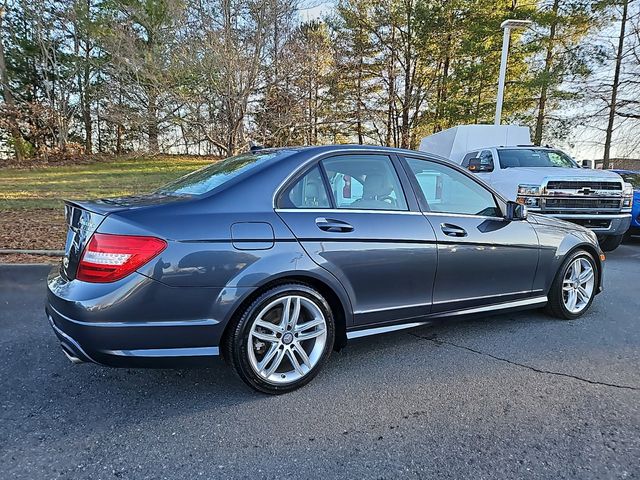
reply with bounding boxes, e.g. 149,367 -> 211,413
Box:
467,157 -> 493,172
506,201 -> 528,221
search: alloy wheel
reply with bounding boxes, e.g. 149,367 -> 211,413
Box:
562,257 -> 595,314
247,295 -> 327,384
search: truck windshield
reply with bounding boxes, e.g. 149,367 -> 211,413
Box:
497,149 -> 579,169
157,150 -> 289,196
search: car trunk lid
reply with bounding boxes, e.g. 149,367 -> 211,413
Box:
62,201 -> 108,280
61,194 -> 188,280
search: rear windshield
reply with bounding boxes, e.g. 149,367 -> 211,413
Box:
619,172 -> 640,189
497,149 -> 579,169
157,151 -> 285,196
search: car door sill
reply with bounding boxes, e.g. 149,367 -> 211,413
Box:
346,295 -> 548,339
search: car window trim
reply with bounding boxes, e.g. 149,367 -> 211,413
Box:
274,208 -> 424,215
275,150 -> 419,213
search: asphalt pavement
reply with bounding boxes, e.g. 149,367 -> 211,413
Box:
1,241 -> 639,479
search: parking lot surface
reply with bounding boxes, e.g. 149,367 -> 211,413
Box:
1,242 -> 639,479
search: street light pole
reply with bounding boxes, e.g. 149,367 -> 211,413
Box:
494,19 -> 533,126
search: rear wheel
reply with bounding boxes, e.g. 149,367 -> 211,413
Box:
598,234 -> 624,252
545,250 -> 597,320
224,283 -> 335,394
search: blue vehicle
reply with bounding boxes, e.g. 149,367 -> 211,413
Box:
46,146 -> 604,394
611,170 -> 640,238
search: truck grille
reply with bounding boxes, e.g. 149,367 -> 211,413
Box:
546,180 -> 622,191
544,198 -> 621,210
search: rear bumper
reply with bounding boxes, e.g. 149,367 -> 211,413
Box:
46,304 -> 220,367
46,268 -> 248,368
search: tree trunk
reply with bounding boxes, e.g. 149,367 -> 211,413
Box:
533,0 -> 559,146
400,1 -> 413,149
603,0 -> 629,170
147,89 -> 159,153
356,53 -> 364,144
386,28 -> 396,147
0,7 -> 25,162
82,46 -> 92,153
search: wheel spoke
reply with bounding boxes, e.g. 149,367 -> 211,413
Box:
257,344 -> 279,374
295,317 -> 324,333
566,289 -> 578,311
251,330 -> 279,343
577,286 -> 590,303
297,328 -> 325,342
290,297 -> 301,327
280,297 -> 291,328
572,259 -> 582,281
578,267 -> 594,284
292,342 -> 311,369
255,319 -> 283,335
286,349 -> 304,375
263,348 -> 286,378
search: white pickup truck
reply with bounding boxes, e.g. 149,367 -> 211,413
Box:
419,125 -> 633,251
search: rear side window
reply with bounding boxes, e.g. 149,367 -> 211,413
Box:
280,166 -> 330,208
322,155 -> 408,211
157,151 -> 286,196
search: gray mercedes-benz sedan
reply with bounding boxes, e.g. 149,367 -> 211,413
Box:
46,145 -> 604,393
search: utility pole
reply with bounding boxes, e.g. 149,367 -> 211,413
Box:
495,19 -> 532,125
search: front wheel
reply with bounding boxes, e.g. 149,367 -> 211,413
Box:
598,234 -> 624,252
224,283 -> 335,394
545,250 -> 598,320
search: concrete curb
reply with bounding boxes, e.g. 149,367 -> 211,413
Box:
0,249 -> 64,256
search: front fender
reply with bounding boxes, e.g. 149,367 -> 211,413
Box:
532,223 -> 603,294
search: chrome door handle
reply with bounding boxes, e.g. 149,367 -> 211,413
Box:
441,223 -> 467,237
315,217 -> 354,233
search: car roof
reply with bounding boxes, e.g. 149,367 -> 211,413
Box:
255,144 -> 450,163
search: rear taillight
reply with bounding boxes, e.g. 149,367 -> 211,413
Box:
76,233 -> 167,283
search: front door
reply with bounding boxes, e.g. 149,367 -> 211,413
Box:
401,155 -> 540,313
276,153 -> 438,326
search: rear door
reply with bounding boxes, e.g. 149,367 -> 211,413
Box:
276,153 -> 437,326
400,155 -> 540,313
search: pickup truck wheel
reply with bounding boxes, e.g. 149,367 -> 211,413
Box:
598,234 -> 624,252
545,250 -> 597,320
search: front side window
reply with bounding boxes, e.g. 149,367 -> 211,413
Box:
405,157 -> 501,217
280,166 -> 330,208
498,149 -> 578,169
322,155 -> 408,211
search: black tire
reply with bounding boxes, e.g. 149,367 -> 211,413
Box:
544,249 -> 598,320
223,283 -> 335,394
599,234 -> 624,252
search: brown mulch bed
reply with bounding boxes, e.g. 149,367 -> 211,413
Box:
0,253 -> 60,264
0,208 -> 66,250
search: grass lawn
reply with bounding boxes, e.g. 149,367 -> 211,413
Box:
0,155 -> 216,254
